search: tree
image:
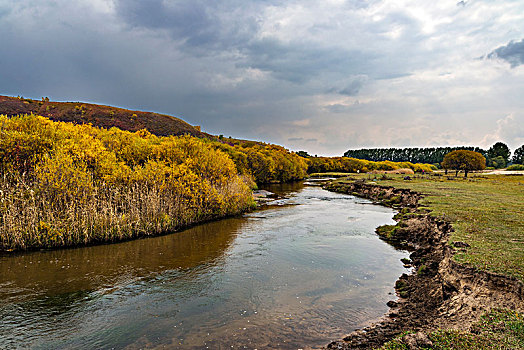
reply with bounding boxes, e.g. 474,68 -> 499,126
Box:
441,150 -> 486,177
488,142 -> 511,164
490,156 -> 506,169
296,150 -> 311,158
512,145 -> 524,164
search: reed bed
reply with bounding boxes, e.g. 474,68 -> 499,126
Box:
0,173 -> 254,250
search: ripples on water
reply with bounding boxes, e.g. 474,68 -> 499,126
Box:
0,183 -> 408,349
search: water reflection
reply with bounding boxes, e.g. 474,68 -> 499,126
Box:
0,218 -> 247,304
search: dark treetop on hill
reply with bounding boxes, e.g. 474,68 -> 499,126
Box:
512,145 -> 524,164
488,142 -> 511,163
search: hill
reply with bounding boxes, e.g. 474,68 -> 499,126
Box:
0,95 -> 205,138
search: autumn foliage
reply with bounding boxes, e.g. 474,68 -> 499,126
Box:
212,140 -> 308,184
306,156 -> 434,174
1,114 -> 437,251
441,150 -> 486,177
0,114 -> 258,250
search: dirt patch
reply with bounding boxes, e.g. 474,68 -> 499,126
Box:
370,168 -> 415,175
327,181 -> 420,208
482,169 -> 524,175
322,181 -> 524,349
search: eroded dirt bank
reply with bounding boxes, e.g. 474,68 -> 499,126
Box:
323,181 -> 524,349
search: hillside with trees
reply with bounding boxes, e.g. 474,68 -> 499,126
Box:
0,95 -> 205,138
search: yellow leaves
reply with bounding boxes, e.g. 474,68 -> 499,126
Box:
37,220 -> 64,246
136,128 -> 153,139
35,149 -> 94,202
133,159 -> 172,187
1,115 -> 254,247
38,220 -> 50,232
161,213 -> 172,224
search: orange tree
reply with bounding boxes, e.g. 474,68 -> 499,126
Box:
441,150 -> 486,177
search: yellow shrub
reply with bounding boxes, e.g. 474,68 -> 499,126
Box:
35,149 -> 94,202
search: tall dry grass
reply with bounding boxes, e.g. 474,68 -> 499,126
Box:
0,173 -> 254,251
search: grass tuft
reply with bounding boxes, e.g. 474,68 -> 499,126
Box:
380,309 -> 524,349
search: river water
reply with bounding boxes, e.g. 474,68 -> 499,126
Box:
0,182 -> 408,349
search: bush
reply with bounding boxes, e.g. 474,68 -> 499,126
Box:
210,140 -> 308,184
490,155 -> 506,169
506,164 -> 524,171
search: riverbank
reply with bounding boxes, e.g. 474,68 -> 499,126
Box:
323,176 -> 524,349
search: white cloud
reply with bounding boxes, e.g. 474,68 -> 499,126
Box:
480,114 -> 524,149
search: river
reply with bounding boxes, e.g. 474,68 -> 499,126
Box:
0,182 -> 408,349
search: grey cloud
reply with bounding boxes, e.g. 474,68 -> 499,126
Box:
323,101 -> 361,113
242,38 -> 375,84
334,76 -> 368,96
115,0 -> 210,31
114,0 -> 261,53
0,6 -> 10,19
375,72 -> 412,80
487,39 -> 524,67
115,1 -> 391,84
2,0 -> 524,156
115,0 -> 220,50
324,104 -> 350,113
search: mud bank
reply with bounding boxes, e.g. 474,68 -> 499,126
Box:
323,181 -> 524,349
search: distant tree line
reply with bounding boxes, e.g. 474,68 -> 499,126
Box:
343,146 -> 488,165
343,142 -> 524,168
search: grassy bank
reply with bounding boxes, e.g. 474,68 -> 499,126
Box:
380,308 -> 524,349
333,173 -> 524,282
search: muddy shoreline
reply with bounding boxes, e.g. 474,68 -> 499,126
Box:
323,181 -> 524,349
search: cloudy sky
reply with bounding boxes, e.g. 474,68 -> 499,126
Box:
1,0 -> 524,156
